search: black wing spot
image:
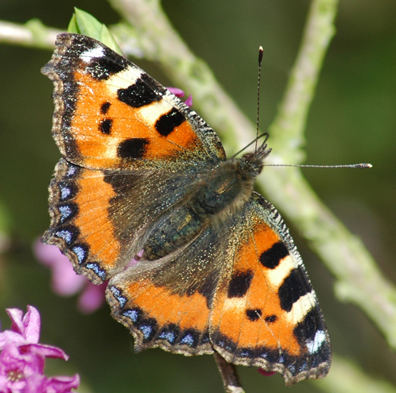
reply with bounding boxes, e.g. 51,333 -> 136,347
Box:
99,119 -> 112,135
87,57 -> 126,80
117,75 -> 162,108
155,108 -> 185,136
264,314 -> 277,323
294,306 -> 322,344
278,267 -> 312,312
100,101 -> 111,114
117,138 -> 149,159
227,271 -> 253,298
259,242 -> 289,269
246,308 -> 262,321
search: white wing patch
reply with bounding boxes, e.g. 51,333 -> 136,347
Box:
306,330 -> 327,354
267,255 -> 295,287
138,100 -> 173,127
80,45 -> 105,62
286,291 -> 316,324
106,67 -> 142,96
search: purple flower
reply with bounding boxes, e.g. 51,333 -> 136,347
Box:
0,306 -> 79,392
33,240 -> 105,314
167,87 -> 193,107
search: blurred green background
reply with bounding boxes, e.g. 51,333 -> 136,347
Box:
0,0 -> 395,392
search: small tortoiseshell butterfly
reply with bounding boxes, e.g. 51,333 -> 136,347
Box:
42,33 -> 331,385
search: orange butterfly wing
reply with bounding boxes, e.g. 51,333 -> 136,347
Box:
42,33 -> 225,170
209,193 -> 330,384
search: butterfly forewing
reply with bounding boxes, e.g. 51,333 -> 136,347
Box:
42,33 -> 225,170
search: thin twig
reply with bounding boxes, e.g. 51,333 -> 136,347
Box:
0,20 -> 59,48
269,0 -> 339,158
214,353 -> 245,393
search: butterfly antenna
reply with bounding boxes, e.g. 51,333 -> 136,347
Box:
255,46 -> 264,152
228,46 -> 371,170
231,132 -> 269,159
231,46 -> 270,160
264,162 -> 373,169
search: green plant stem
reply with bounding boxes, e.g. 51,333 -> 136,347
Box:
268,0 -> 338,160
0,20 -> 60,48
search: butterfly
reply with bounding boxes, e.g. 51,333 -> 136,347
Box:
42,33 -> 331,385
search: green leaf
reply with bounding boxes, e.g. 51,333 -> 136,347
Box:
67,14 -> 79,34
67,8 -> 122,54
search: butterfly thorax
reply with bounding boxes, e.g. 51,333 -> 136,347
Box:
143,154 -> 262,260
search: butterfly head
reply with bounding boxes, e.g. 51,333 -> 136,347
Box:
238,137 -> 272,179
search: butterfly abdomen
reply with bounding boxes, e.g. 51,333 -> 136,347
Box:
143,205 -> 203,260
142,160 -> 255,260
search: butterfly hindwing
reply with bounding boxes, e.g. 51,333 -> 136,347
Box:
41,33 -> 225,170
106,224 -> 226,356
209,193 -> 331,384
43,158 -> 119,283
44,157 -> 212,283
105,191 -> 330,383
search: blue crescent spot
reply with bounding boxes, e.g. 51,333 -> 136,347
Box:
202,334 -> 210,343
59,205 -> 72,221
299,361 -> 309,371
159,330 -> 176,344
217,340 -> 225,348
66,166 -> 77,177
288,364 -> 296,374
72,246 -> 86,264
55,229 -> 72,244
123,309 -> 139,323
239,350 -> 251,357
139,325 -> 152,340
60,186 -> 71,200
86,263 -> 106,280
109,286 -> 127,308
180,333 -> 194,346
